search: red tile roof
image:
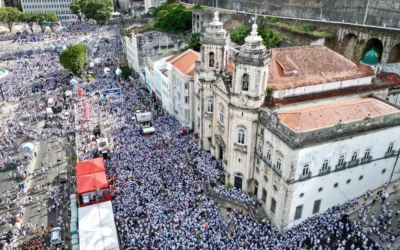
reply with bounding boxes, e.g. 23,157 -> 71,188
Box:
269,45 -> 374,90
376,72 -> 400,88
266,82 -> 389,107
171,50 -> 199,76
279,97 -> 399,132
166,53 -> 182,63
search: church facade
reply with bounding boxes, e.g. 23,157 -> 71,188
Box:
194,13 -> 400,231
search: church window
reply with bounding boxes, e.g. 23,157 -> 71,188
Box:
302,165 -> 309,176
219,110 -> 224,125
257,140 -> 263,154
266,149 -> 271,161
364,149 -> 370,159
322,160 -> 328,170
351,152 -> 358,162
242,73 -> 249,91
338,155 -> 344,166
388,143 -> 394,153
237,128 -> 245,144
276,158 -> 281,170
207,100 -> 213,113
209,52 -> 215,67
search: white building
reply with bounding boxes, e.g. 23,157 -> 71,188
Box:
144,0 -> 165,13
167,49 -> 200,130
194,12 -> 400,231
21,0 -> 76,20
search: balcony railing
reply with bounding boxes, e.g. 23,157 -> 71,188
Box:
319,166 -> 331,176
335,162 -> 347,171
299,171 -> 312,181
360,156 -> 372,164
384,151 -> 396,158
347,159 -> 360,168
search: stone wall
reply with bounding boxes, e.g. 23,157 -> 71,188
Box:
183,0 -> 400,28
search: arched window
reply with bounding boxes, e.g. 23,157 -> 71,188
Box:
257,140 -> 263,153
322,160 -> 328,170
351,152 -> 358,162
209,52 -> 215,67
207,100 -> 213,113
266,149 -> 271,161
364,149 -> 370,159
302,165 -> 309,175
242,73 -> 249,91
338,155 -> 344,166
276,158 -> 282,169
238,128 -> 245,144
219,110 -> 224,124
388,143 -> 394,153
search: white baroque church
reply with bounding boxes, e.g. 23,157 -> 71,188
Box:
194,13 -> 400,231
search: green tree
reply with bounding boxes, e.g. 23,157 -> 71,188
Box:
230,25 -> 250,45
0,7 -> 22,32
59,44 -> 88,75
192,3 -> 203,10
257,28 -> 281,49
153,2 -> 192,32
185,33 -> 201,52
20,13 -> 39,34
36,13 -> 58,33
80,0 -> 113,26
120,65 -> 133,79
69,0 -> 83,21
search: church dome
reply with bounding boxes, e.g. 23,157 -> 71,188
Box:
362,49 -> 379,65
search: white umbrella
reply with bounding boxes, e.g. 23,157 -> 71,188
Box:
62,45 -> 67,50
49,44 -> 55,50
115,67 -> 122,76
89,62 -> 94,68
70,79 -> 77,85
104,67 -> 110,74
22,143 -> 34,152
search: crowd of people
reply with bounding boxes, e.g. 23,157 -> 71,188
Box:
0,18 -> 397,250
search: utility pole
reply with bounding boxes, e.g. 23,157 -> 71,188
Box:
363,0 -> 370,25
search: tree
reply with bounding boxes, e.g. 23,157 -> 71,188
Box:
59,44 -> 88,75
185,33 -> 201,52
20,13 -> 39,34
70,0 -> 83,21
80,0 -> 113,26
0,7 -> 22,32
230,25 -> 250,45
257,28 -> 281,49
36,13 -> 58,33
154,3 -> 192,32
120,65 -> 132,79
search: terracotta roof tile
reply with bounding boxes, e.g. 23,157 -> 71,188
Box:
278,97 -> 400,132
376,72 -> 400,88
269,46 -> 374,90
166,53 -> 182,62
171,50 -> 200,76
267,82 -> 389,107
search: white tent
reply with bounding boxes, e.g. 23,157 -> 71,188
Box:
79,201 -> 119,250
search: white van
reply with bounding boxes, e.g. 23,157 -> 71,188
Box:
47,98 -> 56,108
51,227 -> 62,245
46,108 -> 53,119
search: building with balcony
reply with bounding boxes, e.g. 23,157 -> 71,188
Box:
194,12 -> 400,231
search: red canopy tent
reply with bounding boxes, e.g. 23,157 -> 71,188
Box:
77,172 -> 108,195
76,157 -> 105,176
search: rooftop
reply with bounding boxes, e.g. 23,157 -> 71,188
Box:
376,72 -> 400,88
170,49 -> 199,76
269,46 -> 374,90
278,97 -> 400,132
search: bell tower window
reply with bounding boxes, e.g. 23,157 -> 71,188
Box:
242,73 -> 249,91
209,52 -> 215,67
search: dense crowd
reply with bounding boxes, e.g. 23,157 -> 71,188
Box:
0,19 -> 397,250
